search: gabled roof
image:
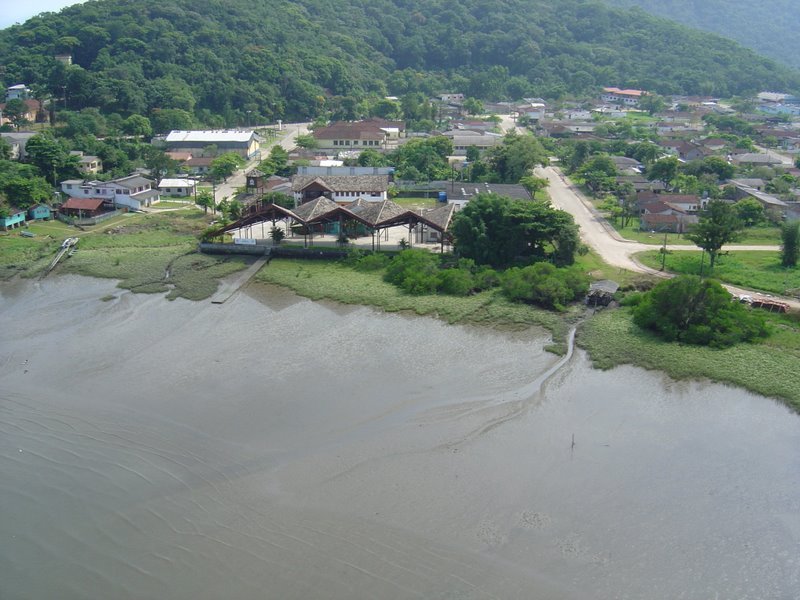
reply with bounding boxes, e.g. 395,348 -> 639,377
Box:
291,174 -> 389,193
62,198 -> 105,210
165,130 -> 257,144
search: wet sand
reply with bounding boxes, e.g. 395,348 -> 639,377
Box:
1,276 -> 798,599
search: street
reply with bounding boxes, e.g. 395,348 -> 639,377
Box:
212,122 -> 309,203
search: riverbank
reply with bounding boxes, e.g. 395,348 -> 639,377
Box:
1,209 -> 250,301
578,307 -> 800,410
255,256 -> 800,409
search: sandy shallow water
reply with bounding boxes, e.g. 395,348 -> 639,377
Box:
1,275 -> 798,599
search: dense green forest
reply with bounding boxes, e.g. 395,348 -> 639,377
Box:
603,0 -> 800,70
1,0 -> 799,126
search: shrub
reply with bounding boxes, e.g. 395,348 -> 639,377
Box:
354,252 -> 390,272
437,268 -> 475,296
632,275 -> 768,348
384,249 -> 439,287
501,262 -> 589,310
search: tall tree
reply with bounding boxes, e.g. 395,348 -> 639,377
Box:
519,175 -> 549,199
685,200 -> 743,270
780,221 -> 800,268
2,99 -> 31,130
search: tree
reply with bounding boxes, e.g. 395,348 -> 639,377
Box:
25,133 -> 80,185
733,198 -> 764,227
357,148 -> 389,167
685,200 -> 743,270
210,152 -> 245,182
451,193 -> 580,268
270,226 -> 285,245
295,133 -> 319,149
463,97 -> 484,115
144,147 -> 178,183
0,137 -> 11,160
501,262 -> 589,311
2,99 -> 30,130
632,276 -> 767,348
465,146 -> 481,163
262,191 -> 294,208
519,175 -> 549,199
638,93 -> 666,116
150,108 -> 194,134
781,221 -> 800,267
122,114 -> 153,138
648,157 -> 679,188
196,190 -> 214,214
485,132 -> 549,183
577,155 -> 618,195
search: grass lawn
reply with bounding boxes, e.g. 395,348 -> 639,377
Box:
636,250 -> 800,296
152,200 -> 196,209
609,221 -> 781,246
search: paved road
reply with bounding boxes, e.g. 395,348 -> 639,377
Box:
214,122 -> 310,203
538,165 -> 798,308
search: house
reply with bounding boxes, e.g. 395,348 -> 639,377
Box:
0,99 -> 44,127
638,198 -> 699,233
158,178 -> 196,197
164,130 -> 262,159
701,138 -> 728,152
601,87 -> 646,107
441,129 -> 503,155
731,153 -> 783,167
54,54 -> 73,65
0,132 -> 37,160
658,140 -> 707,161
60,174 -> 160,211
731,183 -> 787,209
1,207 -> 26,230
27,204 -> 51,221
617,176 -> 666,193
70,151 -> 102,174
730,179 -> 766,192
610,156 -> 643,174
439,93 -> 465,104
291,174 -> 390,204
185,156 -> 213,175
5,84 -> 30,101
658,194 -> 704,213
59,198 -> 107,219
312,120 -> 405,152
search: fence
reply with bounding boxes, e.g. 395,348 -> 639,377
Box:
56,209 -> 124,226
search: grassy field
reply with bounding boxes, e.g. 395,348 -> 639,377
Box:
578,307 -> 800,410
1,209 -> 249,300
637,250 -> 800,296
609,221 -> 781,246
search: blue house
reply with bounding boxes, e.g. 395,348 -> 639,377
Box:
1,209 -> 26,230
28,204 -> 51,220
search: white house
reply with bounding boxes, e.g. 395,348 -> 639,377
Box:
158,178 -> 196,197
601,87 -> 646,107
164,130 -> 262,159
291,174 -> 389,204
61,174 -> 160,210
441,129 -> 503,156
5,84 -> 30,101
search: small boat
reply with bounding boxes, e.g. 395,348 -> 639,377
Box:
20,230 -> 35,238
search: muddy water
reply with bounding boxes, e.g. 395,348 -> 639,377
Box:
1,276 -> 798,600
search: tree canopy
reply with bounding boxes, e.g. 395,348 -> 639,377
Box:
451,193 -> 580,268
632,275 -> 767,348
685,200 -> 743,270
1,0 -> 798,128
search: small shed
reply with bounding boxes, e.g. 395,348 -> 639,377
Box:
28,204 -> 51,221
586,280 -> 619,307
1,208 -> 26,230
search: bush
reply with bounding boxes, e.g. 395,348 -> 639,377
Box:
501,262 -> 589,310
354,252 -> 390,272
384,249 -> 439,287
437,268 -> 475,296
632,275 -> 768,348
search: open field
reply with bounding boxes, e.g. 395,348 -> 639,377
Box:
578,307 -> 800,410
610,221 -> 782,246
636,249 -> 800,297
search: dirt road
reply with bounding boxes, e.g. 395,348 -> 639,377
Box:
538,165 -> 798,308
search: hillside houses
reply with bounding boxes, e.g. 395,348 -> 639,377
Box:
60,175 -> 160,211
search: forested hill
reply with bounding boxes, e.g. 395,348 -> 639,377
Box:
603,0 -> 800,70
1,0 -> 799,124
